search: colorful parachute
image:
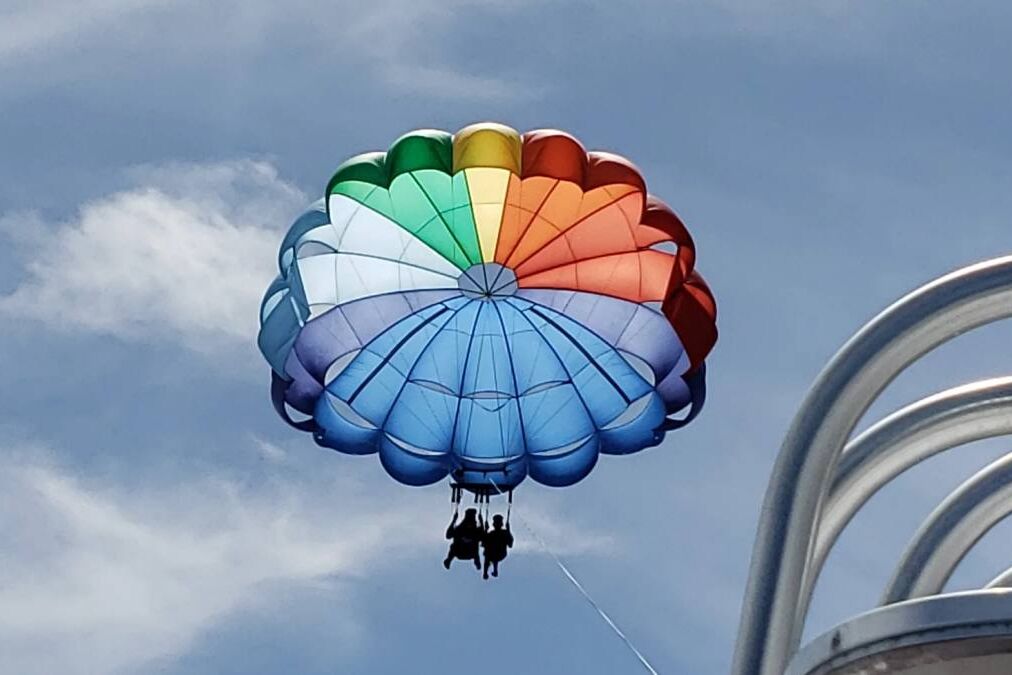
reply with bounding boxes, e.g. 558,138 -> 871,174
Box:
258,123 -> 717,490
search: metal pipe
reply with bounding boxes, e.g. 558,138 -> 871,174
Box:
796,377 -> 1012,629
984,566 -> 1012,588
883,451 -> 1012,604
732,256 -> 1012,675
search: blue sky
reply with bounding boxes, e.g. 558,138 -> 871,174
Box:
3,2 -> 1012,673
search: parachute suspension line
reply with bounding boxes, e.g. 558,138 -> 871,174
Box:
450,485 -> 461,517
484,479 -> 659,675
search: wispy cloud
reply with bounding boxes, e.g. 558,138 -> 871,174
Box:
0,0 -> 172,61
381,63 -> 539,103
0,160 -> 302,353
0,0 -> 545,102
0,443 -> 614,675
250,434 -> 289,463
0,449 -> 425,675
337,0 -> 548,101
512,508 -> 616,557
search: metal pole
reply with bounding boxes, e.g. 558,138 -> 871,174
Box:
732,256 -> 1012,675
797,377 -> 1012,628
883,451 -> 1012,604
984,567 -> 1012,588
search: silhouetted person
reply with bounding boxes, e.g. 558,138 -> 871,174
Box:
443,508 -> 483,570
481,514 -> 513,579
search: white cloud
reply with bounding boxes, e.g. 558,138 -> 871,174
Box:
0,0 -> 544,102
511,508 -> 616,557
0,453 -> 419,675
337,0 -> 547,101
0,443 -> 613,675
250,434 -> 289,463
381,63 -> 537,103
0,0 -> 172,61
0,160 -> 303,352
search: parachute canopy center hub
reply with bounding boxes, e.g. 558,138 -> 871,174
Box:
457,262 -> 519,299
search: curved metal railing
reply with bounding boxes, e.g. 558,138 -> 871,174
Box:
731,256 -> 1012,675
883,451 -> 1012,603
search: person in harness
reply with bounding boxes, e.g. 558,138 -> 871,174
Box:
481,513 -> 513,579
443,507 -> 483,570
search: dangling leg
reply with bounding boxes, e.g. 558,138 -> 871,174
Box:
483,556 -> 491,579
445,485 -> 461,569
492,559 -> 499,577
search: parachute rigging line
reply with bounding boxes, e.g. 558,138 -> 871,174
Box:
485,479 -> 659,675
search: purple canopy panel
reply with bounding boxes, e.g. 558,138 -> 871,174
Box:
282,349 -> 324,413
517,289 -> 686,383
294,290 -> 458,381
656,367 -> 693,412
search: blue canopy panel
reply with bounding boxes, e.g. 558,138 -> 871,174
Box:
258,204 -> 330,374
259,275 -> 307,375
310,291 -> 670,488
276,200 -> 329,277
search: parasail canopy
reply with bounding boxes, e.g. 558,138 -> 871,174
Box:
258,123 -> 717,490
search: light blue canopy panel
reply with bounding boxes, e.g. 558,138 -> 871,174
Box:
304,291 -> 669,487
